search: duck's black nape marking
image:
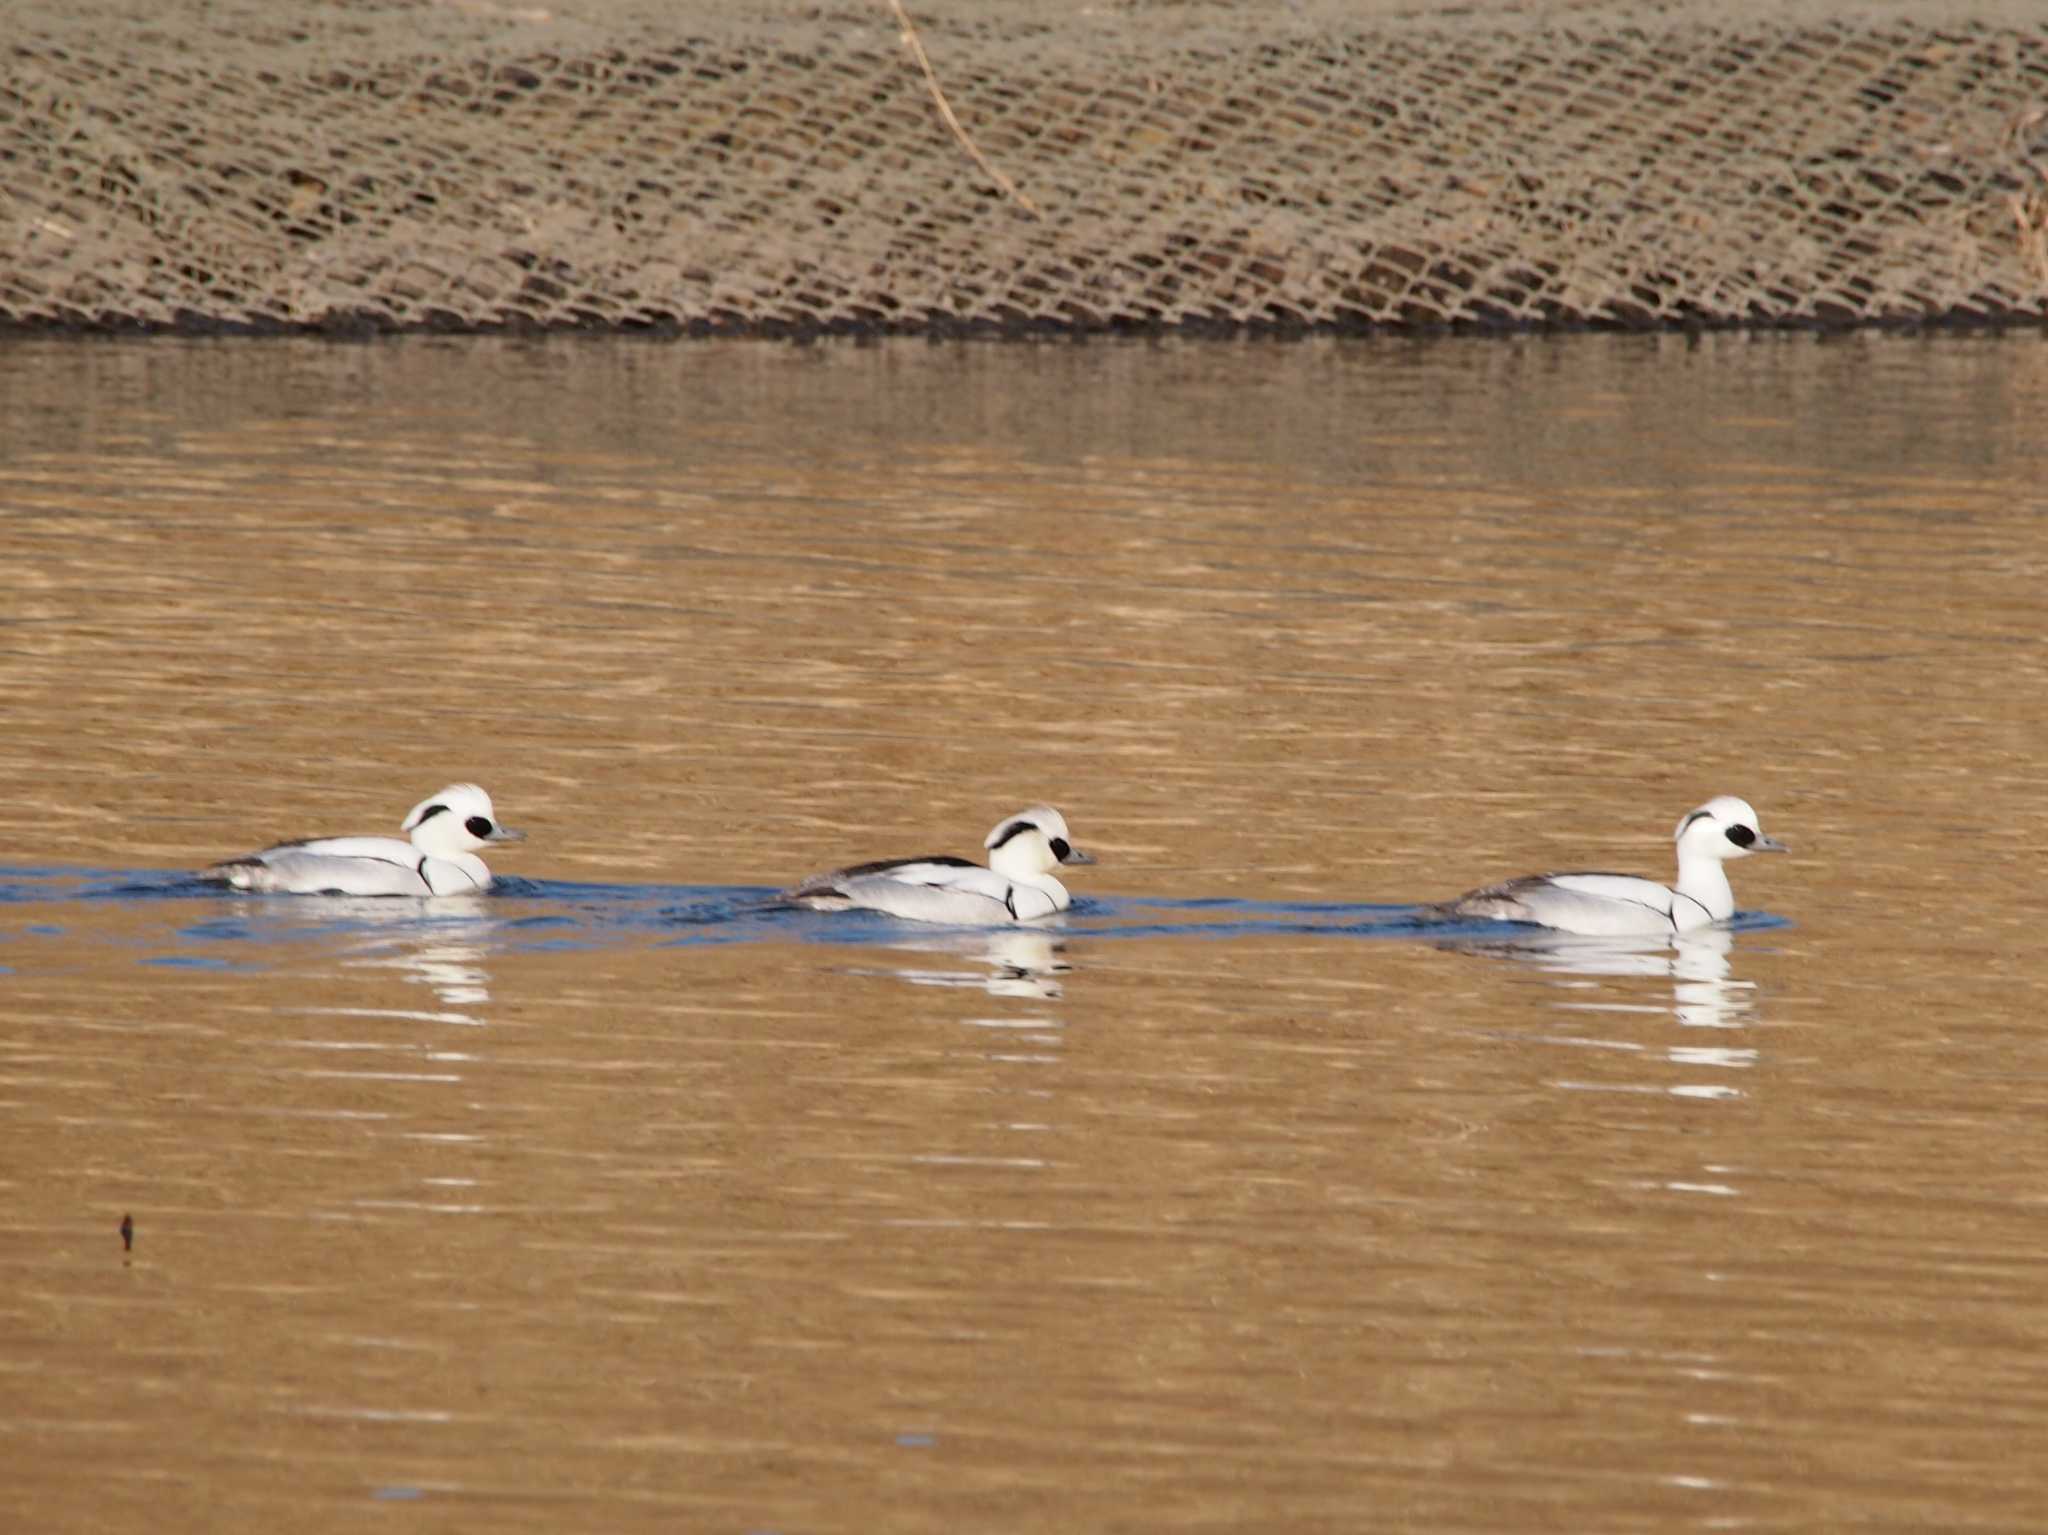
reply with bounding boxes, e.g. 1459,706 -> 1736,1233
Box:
988,820 -> 1040,851
465,816 -> 493,838
414,803 -> 450,824
1676,809 -> 1712,836
1725,824 -> 1756,848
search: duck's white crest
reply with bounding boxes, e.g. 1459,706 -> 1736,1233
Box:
1438,794 -> 1786,937
202,782 -> 525,897
784,804 -> 1096,926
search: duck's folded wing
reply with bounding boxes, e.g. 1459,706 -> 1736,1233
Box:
784,855 -> 976,903
204,835 -> 427,896
848,878 -> 1025,924
275,836 -> 420,862
1439,874 -> 1541,923
1444,871 -> 1676,932
785,856 -> 1047,924
1542,873 -> 1672,908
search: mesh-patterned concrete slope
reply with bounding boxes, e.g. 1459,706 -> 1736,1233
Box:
3,0 -> 2046,336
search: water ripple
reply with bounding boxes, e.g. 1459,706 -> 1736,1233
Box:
0,864 -> 1791,963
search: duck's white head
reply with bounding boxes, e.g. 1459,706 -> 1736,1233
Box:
402,783 -> 525,858
1674,795 -> 1786,863
984,805 -> 1095,881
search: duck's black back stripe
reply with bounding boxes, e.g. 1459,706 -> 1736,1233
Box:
834,854 -> 977,879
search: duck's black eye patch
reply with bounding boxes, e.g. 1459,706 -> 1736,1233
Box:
1725,824 -> 1757,848
465,815 -> 494,838
1049,836 -> 1072,861
415,803 -> 450,824
988,820 -> 1039,850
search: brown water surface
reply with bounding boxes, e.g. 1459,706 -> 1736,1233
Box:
2,335 -> 2047,1532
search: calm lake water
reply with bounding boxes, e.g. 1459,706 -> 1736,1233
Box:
3,333 -> 2047,1532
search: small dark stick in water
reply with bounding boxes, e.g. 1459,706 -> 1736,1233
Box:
120,1214 -> 133,1253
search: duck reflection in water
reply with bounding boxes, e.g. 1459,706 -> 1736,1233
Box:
234,893 -> 503,1019
841,928 -> 1073,1000
1437,924 -> 1756,1033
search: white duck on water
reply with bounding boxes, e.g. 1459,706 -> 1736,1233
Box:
202,783 -> 525,896
785,805 -> 1095,925
1436,795 -> 1786,937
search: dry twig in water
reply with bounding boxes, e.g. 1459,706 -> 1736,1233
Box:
886,0 -> 1039,218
